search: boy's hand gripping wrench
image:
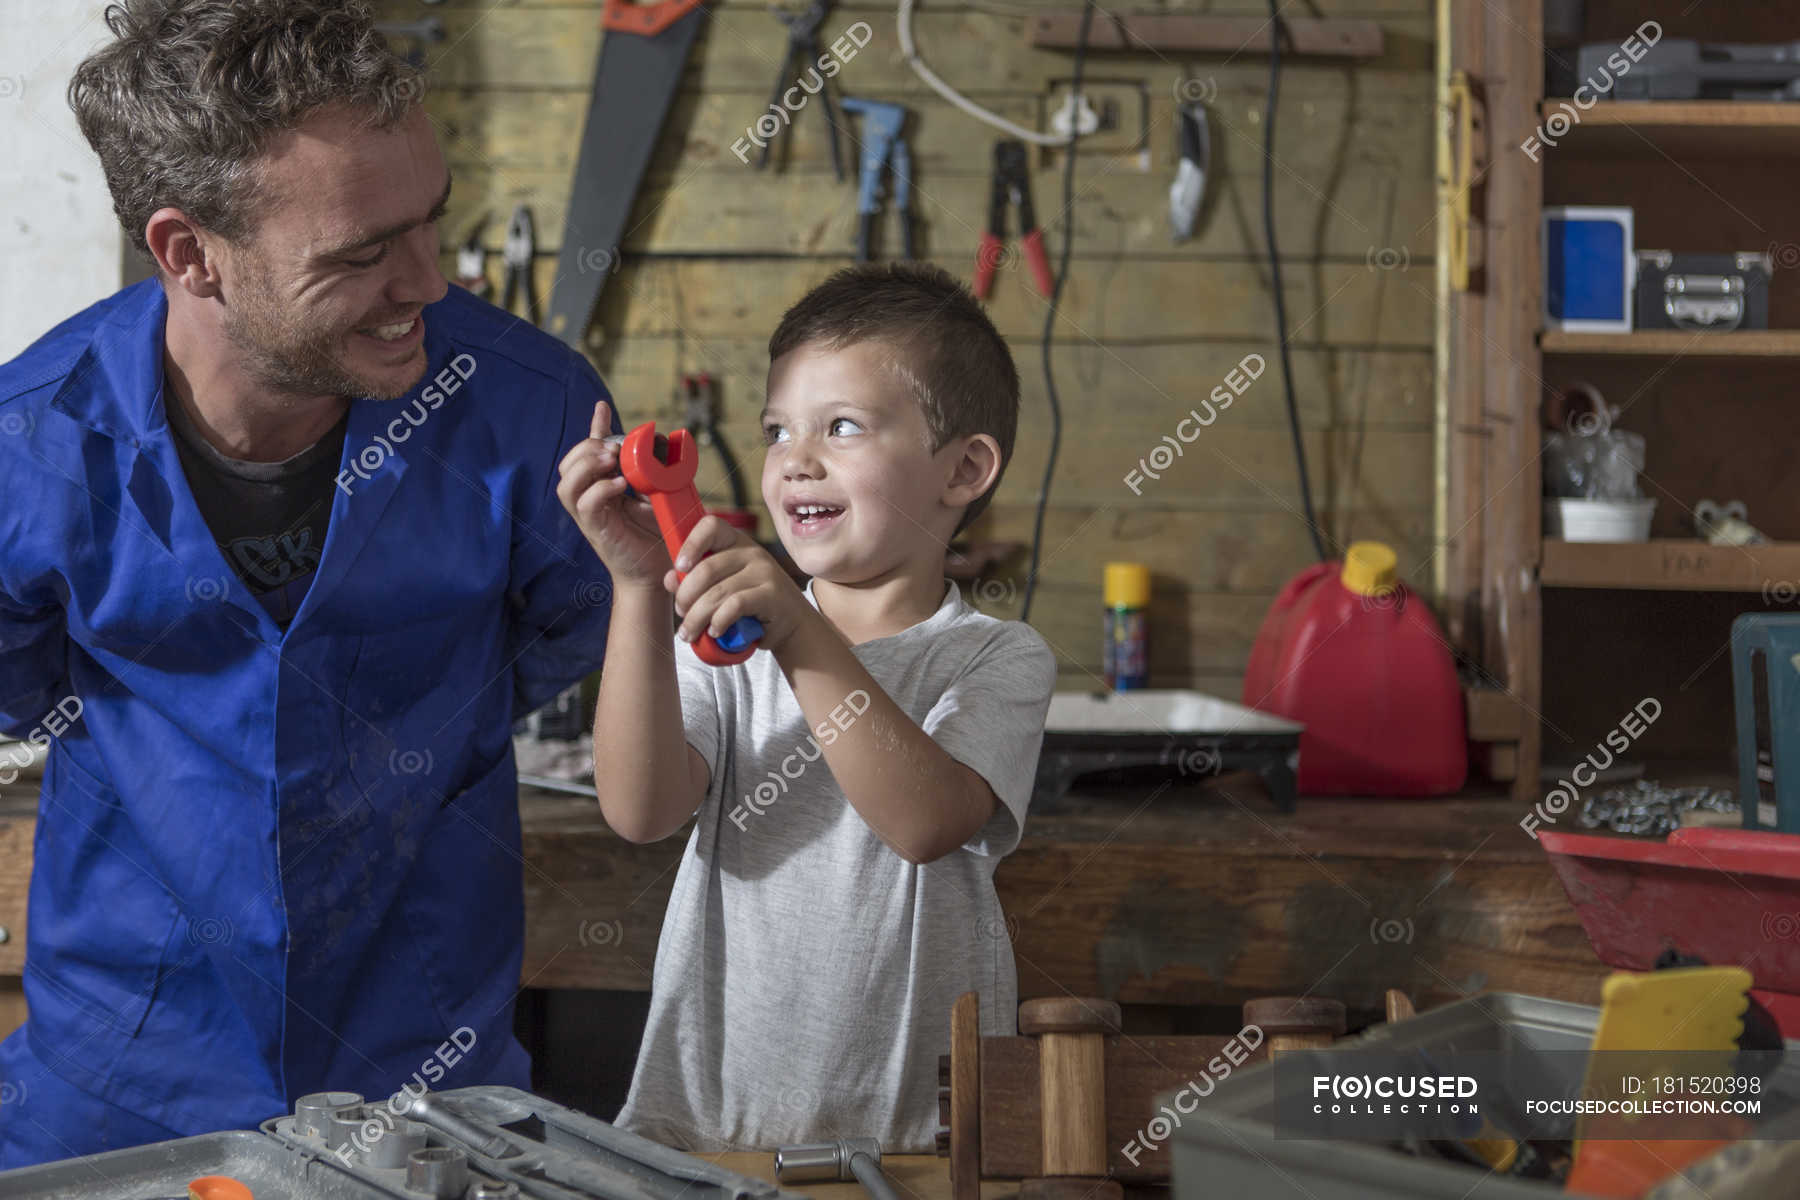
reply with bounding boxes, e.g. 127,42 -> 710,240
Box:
617,421 -> 764,666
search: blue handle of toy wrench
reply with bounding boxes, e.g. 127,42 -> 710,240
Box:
714,616 -> 765,654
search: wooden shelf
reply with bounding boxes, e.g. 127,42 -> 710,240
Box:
1541,330 -> 1800,358
1538,101 -> 1800,156
1541,538 -> 1800,592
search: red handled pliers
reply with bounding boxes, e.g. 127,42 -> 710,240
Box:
974,139 -> 1054,300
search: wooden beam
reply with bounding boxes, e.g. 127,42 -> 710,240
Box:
0,979 -> 23,1042
1465,685 -> 1526,742
1479,0 -> 1545,807
1028,13 -> 1385,59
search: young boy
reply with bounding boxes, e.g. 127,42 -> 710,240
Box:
555,263 -> 1057,1152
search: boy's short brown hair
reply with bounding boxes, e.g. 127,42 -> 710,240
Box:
768,262 -> 1020,533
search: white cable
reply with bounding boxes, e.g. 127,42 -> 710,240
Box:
897,0 -> 1074,146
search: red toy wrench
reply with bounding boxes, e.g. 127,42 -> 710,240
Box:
616,421 -> 764,666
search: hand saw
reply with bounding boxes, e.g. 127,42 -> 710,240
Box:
546,0 -> 710,350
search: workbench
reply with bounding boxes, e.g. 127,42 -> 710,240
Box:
715,1152 -> 971,1200
0,770 -> 1610,1041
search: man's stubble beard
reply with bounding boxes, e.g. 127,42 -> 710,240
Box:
221,255 -> 426,403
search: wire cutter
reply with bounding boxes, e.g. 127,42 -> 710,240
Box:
974,140 -> 1053,300
502,204 -> 540,326
760,0 -> 846,182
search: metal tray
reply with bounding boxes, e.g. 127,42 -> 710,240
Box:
0,1086 -> 810,1200
1036,689 -> 1303,811
1170,992 -> 1800,1199
0,1128 -> 378,1199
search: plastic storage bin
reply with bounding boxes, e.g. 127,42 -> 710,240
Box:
1170,991 -> 1800,1200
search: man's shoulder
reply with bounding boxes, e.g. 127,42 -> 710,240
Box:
430,286 -> 603,395
0,282 -> 152,407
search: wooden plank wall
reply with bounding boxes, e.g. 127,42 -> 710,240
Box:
382,0 -> 1438,693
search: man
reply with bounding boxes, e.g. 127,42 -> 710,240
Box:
0,0 -> 620,1166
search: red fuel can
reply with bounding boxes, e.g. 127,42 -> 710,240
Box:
1242,541 -> 1467,795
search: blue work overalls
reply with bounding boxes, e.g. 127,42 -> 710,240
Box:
0,280 -> 619,1165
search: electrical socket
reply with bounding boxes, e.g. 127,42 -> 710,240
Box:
1045,78 -> 1147,153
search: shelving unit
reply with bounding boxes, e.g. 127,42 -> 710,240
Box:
1536,100 -> 1800,156
1440,2 -> 1800,798
1541,331 -> 1800,358
1540,540 -> 1800,592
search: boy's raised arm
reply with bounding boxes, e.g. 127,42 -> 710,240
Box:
664,515 -> 1052,865
590,583 -> 709,842
556,400 -> 709,842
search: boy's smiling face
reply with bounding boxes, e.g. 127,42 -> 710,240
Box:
761,339 -> 974,584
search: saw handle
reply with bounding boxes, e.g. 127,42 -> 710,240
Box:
602,0 -> 705,36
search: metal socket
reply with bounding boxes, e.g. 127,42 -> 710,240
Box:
775,1138 -> 882,1183
362,1116 -> 428,1168
406,1145 -> 471,1198
294,1092 -> 362,1139
325,1106 -> 374,1150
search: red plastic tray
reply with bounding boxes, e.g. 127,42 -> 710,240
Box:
1540,827 -> 1800,1034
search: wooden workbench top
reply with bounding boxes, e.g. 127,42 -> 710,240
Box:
709,1153 -> 987,1200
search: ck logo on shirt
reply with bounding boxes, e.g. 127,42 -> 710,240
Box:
226,525 -> 321,588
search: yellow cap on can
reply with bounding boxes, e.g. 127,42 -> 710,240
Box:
1104,562 -> 1151,609
1339,541 -> 1399,598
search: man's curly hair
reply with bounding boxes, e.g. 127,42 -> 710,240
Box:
68,0 -> 423,254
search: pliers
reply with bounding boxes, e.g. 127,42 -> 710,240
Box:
760,0 -> 846,182
974,140 -> 1054,300
502,204 -> 540,327
681,372 -> 752,513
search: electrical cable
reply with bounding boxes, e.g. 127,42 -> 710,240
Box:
898,0 -> 1076,147
1263,0 -> 1328,561
1019,0 -> 1095,622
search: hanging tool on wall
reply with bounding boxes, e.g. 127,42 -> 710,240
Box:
454,214 -> 492,298
1169,96 -> 1209,241
840,97 -> 914,262
759,0 -> 847,181
973,139 -> 1053,300
502,204 -> 541,327
681,372 -> 755,526
374,16 -> 445,69
546,0 -> 711,350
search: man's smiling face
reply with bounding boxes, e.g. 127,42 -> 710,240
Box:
214,102 -> 451,401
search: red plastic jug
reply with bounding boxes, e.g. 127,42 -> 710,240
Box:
1242,542 -> 1467,795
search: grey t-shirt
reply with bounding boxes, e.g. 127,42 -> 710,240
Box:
614,579 -> 1058,1152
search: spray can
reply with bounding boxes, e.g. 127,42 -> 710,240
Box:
1103,563 -> 1150,691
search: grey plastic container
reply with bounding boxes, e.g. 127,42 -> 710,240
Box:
1169,992 -> 1800,1200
